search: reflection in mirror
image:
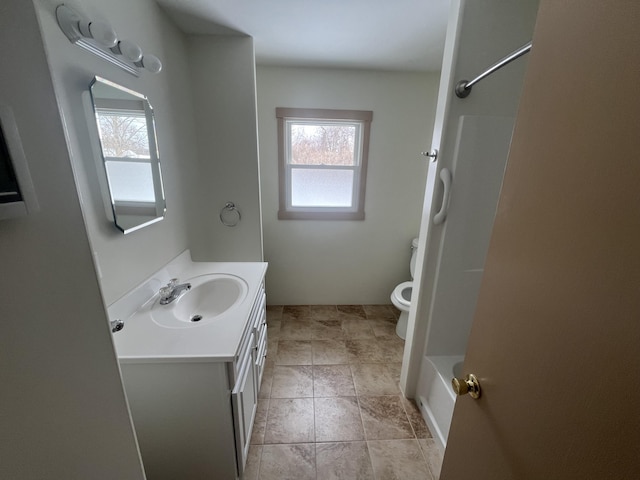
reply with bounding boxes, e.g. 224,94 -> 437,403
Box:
89,76 -> 165,234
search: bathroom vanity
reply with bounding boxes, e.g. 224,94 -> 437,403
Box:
109,251 -> 268,480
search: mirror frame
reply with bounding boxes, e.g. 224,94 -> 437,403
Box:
89,76 -> 166,234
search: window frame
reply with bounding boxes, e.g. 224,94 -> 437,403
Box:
276,107 -> 373,220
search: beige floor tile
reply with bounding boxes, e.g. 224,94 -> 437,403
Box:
315,397 -> 364,442
259,443 -> 315,480
418,438 -> 444,480
280,318 -> 314,340
312,339 -> 351,364
265,329 -> 275,345
275,340 -> 312,365
337,305 -> 366,318
250,399 -> 269,445
316,442 -> 374,480
267,319 -> 281,339
245,445 -> 262,480
312,319 -> 345,340
387,362 -> 402,387
377,336 -> 405,363
368,439 -> 433,480
259,364 -> 274,399
313,364 -> 356,397
351,364 -> 400,396
267,336 -> 279,355
264,398 -> 315,444
363,304 -> 397,320
311,305 -> 339,320
266,305 -> 283,321
370,318 -> 398,337
271,365 -> 313,398
247,307 -> 433,479
341,318 -> 376,339
402,397 -> 431,439
358,396 -> 414,440
345,339 -> 386,363
282,305 -> 312,319
264,354 -> 276,371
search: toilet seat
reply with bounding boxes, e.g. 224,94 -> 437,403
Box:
391,281 -> 413,311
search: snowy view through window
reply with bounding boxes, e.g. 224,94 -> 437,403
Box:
289,122 -> 359,207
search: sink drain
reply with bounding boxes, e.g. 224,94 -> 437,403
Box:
190,314 -> 203,323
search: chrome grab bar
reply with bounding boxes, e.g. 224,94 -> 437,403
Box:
455,41 -> 532,98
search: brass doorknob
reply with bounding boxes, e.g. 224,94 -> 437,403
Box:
452,374 -> 481,399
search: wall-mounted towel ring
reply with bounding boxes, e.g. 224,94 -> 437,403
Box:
220,202 -> 241,227
433,168 -> 452,225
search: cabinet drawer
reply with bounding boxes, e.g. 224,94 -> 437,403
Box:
232,287 -> 266,384
251,291 -> 266,333
255,320 -> 267,387
255,309 -> 267,347
249,285 -> 266,329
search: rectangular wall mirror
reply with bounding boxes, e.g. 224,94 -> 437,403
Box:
89,76 -> 165,234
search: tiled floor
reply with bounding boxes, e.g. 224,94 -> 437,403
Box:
245,304 -> 444,480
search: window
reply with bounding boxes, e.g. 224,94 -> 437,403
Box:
276,108 -> 372,220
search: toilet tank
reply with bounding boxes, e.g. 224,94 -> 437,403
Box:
409,237 -> 419,278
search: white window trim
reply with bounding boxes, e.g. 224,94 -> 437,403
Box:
276,108 -> 373,221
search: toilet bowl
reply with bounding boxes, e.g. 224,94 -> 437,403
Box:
390,238 -> 419,340
391,281 -> 412,339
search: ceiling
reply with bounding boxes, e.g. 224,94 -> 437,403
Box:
155,0 -> 450,72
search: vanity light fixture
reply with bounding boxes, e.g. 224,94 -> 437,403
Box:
55,4 -> 162,76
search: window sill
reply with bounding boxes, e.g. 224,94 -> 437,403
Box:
278,210 -> 365,221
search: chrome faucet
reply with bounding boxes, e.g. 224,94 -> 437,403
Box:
159,278 -> 191,305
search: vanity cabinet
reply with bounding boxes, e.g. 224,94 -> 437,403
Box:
119,284 -> 267,480
230,283 -> 267,474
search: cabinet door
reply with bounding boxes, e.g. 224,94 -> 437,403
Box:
231,335 -> 258,476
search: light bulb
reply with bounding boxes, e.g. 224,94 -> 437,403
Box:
78,18 -> 117,48
117,40 -> 143,63
141,54 -> 162,74
89,21 -> 118,48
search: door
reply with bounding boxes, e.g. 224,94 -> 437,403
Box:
442,1 -> 640,479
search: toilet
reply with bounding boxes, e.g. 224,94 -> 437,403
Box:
390,237 -> 419,340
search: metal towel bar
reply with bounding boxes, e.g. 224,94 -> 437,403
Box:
455,41 -> 532,98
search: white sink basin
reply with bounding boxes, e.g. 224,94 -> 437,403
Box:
151,274 -> 248,328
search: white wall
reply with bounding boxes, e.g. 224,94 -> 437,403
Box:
187,35 -> 263,262
34,0 -> 201,306
257,66 -> 439,305
0,1 -> 144,478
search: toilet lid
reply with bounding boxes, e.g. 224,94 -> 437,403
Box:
392,281 -> 413,308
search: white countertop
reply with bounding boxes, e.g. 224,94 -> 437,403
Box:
108,250 -> 267,364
